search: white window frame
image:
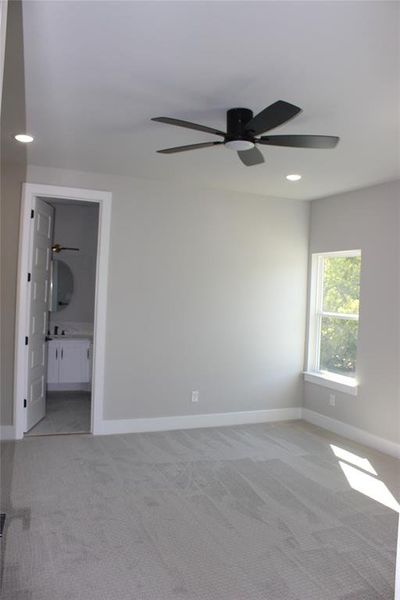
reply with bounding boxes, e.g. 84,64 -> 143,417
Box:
304,249 -> 361,395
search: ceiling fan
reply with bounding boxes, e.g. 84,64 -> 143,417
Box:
152,101 -> 339,166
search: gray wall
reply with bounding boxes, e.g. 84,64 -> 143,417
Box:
27,165 -> 309,422
1,0 -> 27,426
50,203 -> 99,326
304,180 -> 400,444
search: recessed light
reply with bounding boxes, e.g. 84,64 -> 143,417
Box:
15,134 -> 34,143
286,173 -> 302,182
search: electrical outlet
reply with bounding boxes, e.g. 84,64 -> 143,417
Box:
329,393 -> 336,407
191,390 -> 199,403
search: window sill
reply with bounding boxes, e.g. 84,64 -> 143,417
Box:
303,371 -> 358,396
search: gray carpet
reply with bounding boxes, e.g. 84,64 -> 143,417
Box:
26,392 -> 91,436
1,420 -> 399,599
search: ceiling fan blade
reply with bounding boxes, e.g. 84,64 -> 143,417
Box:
245,101 -> 302,136
152,117 -> 225,137
237,147 -> 265,166
157,141 -> 223,154
257,135 -> 339,148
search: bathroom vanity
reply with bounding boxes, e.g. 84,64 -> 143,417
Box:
47,337 -> 92,390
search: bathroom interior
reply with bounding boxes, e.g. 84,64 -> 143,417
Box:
27,199 -> 99,435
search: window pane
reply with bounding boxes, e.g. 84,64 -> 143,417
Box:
320,317 -> 358,375
322,256 -> 361,314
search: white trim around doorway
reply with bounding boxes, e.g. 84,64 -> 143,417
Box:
14,183 -> 112,439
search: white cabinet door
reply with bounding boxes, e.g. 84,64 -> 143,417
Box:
47,340 -> 60,384
59,340 -> 90,383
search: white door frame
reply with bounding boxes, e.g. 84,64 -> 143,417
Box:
0,0 -> 8,116
14,183 -> 112,439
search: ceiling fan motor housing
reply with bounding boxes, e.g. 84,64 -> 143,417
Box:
226,108 -> 254,141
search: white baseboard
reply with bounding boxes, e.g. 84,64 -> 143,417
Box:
302,408 -> 400,459
94,407 -> 302,435
4,404 -> 398,460
0,426 -> 16,441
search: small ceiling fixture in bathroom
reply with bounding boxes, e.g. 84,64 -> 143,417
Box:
14,134 -> 34,143
286,174 -> 302,181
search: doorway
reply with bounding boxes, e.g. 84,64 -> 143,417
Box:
27,198 -> 99,435
14,184 -> 112,439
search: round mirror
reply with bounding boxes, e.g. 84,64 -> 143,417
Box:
50,259 -> 74,312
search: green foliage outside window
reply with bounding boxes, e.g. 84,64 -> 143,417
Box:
319,256 -> 361,376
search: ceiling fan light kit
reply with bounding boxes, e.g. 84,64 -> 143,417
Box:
152,100 -> 339,167
225,139 -> 254,151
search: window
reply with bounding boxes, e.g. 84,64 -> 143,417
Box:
306,250 -> 361,391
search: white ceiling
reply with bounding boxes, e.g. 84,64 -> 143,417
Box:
21,1 -> 399,200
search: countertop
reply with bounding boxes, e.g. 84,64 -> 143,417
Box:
47,334 -> 93,341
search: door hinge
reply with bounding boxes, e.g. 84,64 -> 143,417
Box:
0,513 -> 6,537
25,336 -> 28,346
30,209 -> 34,219
27,272 -> 31,282
23,399 -> 27,408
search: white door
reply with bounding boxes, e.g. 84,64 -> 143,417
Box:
59,340 -> 90,384
26,199 -> 54,431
